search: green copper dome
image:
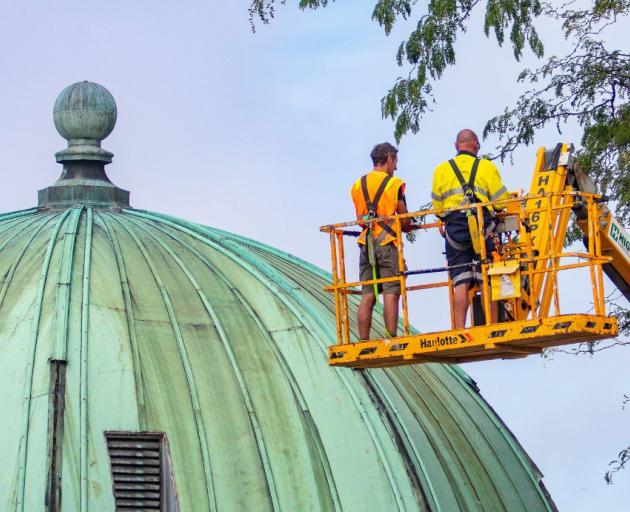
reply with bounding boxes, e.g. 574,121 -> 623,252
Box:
0,84 -> 556,511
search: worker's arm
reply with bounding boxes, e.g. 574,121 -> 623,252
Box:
431,166 -> 447,236
397,193 -> 413,232
486,161 -> 509,210
431,168 -> 444,216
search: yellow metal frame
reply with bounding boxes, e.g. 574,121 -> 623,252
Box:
321,144 -> 620,367
328,314 -> 617,367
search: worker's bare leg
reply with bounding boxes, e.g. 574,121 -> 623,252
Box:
383,293 -> 400,336
453,283 -> 470,329
358,293 -> 377,339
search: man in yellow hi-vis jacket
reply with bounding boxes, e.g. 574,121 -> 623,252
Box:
431,129 -> 509,329
351,143 -> 410,339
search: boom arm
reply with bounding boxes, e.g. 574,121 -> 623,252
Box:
514,143 -> 630,316
572,164 -> 630,302
515,143 -> 576,320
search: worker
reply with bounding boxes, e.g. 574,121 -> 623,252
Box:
351,142 -> 410,339
431,129 -> 509,329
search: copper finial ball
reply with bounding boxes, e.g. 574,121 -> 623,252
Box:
53,81 -> 117,164
53,81 -> 117,144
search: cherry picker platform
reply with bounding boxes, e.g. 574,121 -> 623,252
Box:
321,143 -> 627,368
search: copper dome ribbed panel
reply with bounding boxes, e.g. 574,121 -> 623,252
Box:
0,207 -> 555,511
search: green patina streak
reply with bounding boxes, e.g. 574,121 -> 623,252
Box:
79,207 -> 93,512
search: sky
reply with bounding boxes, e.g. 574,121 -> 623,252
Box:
0,1 -> 628,510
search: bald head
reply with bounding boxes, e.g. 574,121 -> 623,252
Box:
455,129 -> 480,155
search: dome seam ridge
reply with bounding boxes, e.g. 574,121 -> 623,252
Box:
97,211 -> 148,429
105,213 -> 217,511
17,209 -> 71,511
79,207 -> 94,512
123,214 -> 281,510
0,214 -> 57,311
411,365 -> 537,510
123,214 -> 343,509
125,209 -> 409,511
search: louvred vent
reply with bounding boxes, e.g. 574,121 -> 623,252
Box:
106,432 -> 175,510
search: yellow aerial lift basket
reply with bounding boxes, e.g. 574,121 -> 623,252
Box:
321,144 -> 624,368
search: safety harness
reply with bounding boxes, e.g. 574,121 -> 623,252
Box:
360,174 -> 397,242
446,158 -> 484,254
361,174 -> 397,337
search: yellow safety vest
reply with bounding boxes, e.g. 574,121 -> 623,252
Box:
351,170 -> 405,246
431,153 -> 508,215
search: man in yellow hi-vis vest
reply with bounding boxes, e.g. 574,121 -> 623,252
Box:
351,143 -> 410,339
431,129 -> 509,329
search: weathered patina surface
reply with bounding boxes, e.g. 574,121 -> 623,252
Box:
0,207 -> 556,511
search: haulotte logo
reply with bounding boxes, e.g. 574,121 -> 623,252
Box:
419,333 -> 470,349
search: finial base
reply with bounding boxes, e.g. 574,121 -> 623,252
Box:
38,161 -> 129,208
38,184 -> 130,208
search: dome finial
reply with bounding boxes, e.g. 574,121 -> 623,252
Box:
38,81 -> 129,209
53,81 -> 117,163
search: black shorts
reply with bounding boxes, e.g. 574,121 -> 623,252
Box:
445,212 -> 496,287
359,242 -> 402,295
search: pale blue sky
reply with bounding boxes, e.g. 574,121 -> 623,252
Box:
0,1 -> 627,510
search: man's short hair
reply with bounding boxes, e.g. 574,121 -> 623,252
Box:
370,142 -> 398,166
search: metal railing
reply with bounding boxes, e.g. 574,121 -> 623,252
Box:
320,190 -> 612,345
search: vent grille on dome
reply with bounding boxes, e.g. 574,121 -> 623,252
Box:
105,432 -> 178,511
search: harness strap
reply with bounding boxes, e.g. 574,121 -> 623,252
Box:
445,230 -> 470,251
360,175 -> 373,213
447,159 -> 467,189
360,174 -> 397,239
445,217 -> 497,243
371,175 -> 391,209
361,174 -> 392,214
377,221 -> 397,237
469,158 -> 480,192
447,158 -> 480,202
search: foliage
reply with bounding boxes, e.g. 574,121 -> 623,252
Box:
249,0 -> 325,30
250,0 -> 545,142
563,219 -> 584,247
605,446 -> 630,484
250,1 -> 630,225
405,200 -> 433,243
578,103 -> 630,222
485,1 -> 630,222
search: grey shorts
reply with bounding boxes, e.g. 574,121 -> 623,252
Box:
359,242 -> 401,295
